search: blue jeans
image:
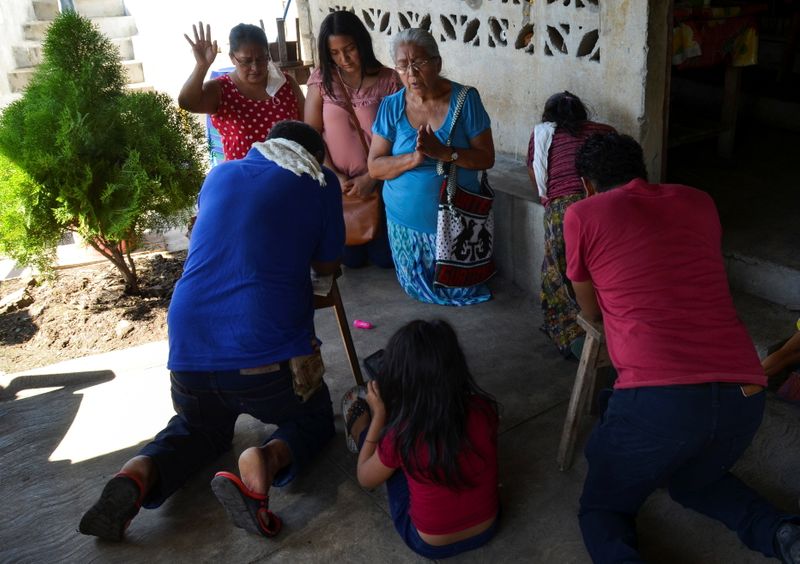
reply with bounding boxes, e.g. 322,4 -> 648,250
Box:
358,431 -> 498,559
139,366 -> 334,508
579,383 -> 798,563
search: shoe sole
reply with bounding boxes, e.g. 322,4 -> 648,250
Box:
78,477 -> 140,541
211,475 -> 267,537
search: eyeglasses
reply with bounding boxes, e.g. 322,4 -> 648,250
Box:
395,57 -> 438,74
232,53 -> 270,69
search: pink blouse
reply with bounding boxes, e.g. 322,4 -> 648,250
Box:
307,67 -> 399,178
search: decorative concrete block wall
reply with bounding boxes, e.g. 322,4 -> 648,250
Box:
297,0 -> 668,174
297,0 -> 669,294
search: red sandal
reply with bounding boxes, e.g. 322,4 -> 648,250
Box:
211,471 -> 282,538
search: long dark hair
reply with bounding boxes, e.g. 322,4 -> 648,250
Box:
542,90 -> 589,136
377,319 -> 498,489
316,11 -> 383,99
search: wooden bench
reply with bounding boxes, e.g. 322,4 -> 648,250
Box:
557,313 -> 611,471
314,270 -> 365,387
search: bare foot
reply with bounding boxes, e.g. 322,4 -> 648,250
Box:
239,440 -> 292,496
347,405 -> 371,445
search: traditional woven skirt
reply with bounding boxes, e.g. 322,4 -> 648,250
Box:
387,220 -> 491,306
540,193 -> 585,355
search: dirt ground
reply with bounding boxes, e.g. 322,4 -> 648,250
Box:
0,251 -> 186,374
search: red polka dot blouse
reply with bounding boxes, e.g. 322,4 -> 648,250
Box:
210,73 -> 300,161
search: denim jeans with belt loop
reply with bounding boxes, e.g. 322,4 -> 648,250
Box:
578,383 -> 798,563
138,364 -> 334,508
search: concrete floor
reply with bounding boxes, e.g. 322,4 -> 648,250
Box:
1,267 -> 799,563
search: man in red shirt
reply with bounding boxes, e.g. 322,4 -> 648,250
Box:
564,132 -> 800,563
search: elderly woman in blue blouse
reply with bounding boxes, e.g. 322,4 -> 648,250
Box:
368,28 -> 495,306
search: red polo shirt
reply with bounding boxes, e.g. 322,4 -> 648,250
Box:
564,178 -> 765,389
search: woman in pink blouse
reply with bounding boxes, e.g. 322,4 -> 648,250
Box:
305,11 -> 400,268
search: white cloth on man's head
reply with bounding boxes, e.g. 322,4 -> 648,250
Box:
532,121 -> 556,198
252,138 -> 327,187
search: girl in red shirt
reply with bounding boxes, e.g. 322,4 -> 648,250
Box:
343,319 -> 499,559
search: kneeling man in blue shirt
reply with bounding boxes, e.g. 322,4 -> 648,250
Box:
80,121 -> 345,541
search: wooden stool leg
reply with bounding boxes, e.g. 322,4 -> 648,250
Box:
557,334 -> 601,471
330,281 -> 365,386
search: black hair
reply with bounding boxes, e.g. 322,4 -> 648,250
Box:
542,91 -> 589,136
377,319 -> 498,489
229,23 -> 268,54
267,120 -> 326,161
575,132 -> 648,192
316,11 -> 383,99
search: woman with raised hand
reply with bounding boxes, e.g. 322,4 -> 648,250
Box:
368,28 -> 495,306
305,10 -> 399,268
179,22 -> 304,161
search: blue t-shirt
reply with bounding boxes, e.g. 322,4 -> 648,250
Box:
167,149 -> 345,371
372,81 -> 491,234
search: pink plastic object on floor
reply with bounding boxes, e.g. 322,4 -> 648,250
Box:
353,319 -> 373,329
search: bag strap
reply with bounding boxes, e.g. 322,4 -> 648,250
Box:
334,71 -> 371,158
435,85 -> 471,178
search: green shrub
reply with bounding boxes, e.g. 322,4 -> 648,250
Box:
0,154 -> 59,274
0,11 -> 207,293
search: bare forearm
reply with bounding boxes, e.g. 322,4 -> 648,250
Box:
572,280 -> 602,322
763,332 -> 800,377
448,147 -> 494,170
178,63 -> 213,112
357,411 -> 386,468
368,153 -> 419,181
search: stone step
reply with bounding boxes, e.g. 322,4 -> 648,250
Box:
7,68 -> 34,93
31,0 -> 126,20
75,0 -> 126,18
23,15 -> 136,41
12,37 -> 134,68
8,60 -> 145,93
0,93 -> 23,111
125,82 -> 154,93
123,60 -> 144,84
32,0 -> 59,21
725,250 -> 800,311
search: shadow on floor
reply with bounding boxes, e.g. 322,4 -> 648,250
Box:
1,268 -> 798,563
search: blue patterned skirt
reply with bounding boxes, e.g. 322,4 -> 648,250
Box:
387,220 -> 491,306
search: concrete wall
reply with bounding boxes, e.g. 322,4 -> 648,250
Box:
297,0 -> 670,292
297,0 -> 668,178
0,0 -> 34,100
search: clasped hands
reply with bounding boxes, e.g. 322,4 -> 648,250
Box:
340,173 -> 378,199
410,124 -> 451,168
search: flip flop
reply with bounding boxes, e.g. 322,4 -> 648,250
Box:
78,472 -> 145,541
341,385 -> 369,453
211,472 -> 282,538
